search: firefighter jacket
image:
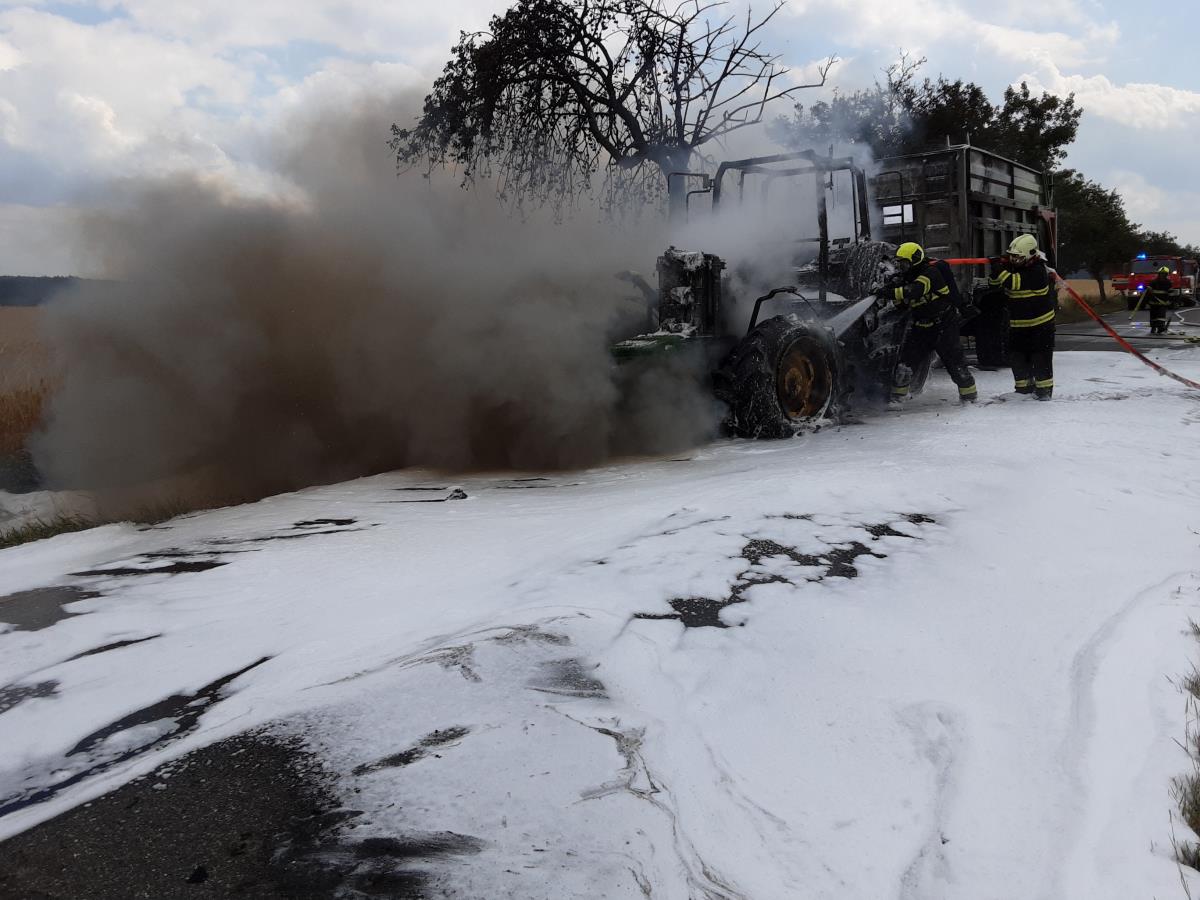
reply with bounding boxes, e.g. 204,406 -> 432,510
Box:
1148,274 -> 1173,306
989,258 -> 1055,328
890,261 -> 953,328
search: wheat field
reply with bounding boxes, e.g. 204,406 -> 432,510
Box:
0,307 -> 53,456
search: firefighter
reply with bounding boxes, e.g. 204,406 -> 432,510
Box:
1147,265 -> 1173,334
989,234 -> 1055,400
879,242 -> 977,407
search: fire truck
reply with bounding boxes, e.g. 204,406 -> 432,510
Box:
1112,253 -> 1198,309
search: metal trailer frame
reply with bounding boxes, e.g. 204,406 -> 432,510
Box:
871,143 -> 1057,282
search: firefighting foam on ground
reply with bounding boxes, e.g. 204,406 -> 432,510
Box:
5,2 -> 1200,898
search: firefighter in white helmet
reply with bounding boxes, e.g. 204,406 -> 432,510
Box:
1147,265 -> 1173,335
989,234 -> 1055,400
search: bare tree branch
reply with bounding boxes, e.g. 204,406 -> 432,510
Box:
391,0 -> 833,213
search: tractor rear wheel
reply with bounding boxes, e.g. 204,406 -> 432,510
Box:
713,316 -> 840,439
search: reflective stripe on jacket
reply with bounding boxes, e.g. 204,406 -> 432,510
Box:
989,261 -> 1055,328
1148,275 -> 1173,306
893,263 -> 953,326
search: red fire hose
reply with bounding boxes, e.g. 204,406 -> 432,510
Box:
944,258 -> 1200,391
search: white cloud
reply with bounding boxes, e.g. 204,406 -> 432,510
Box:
86,0 -> 511,61
783,0 -> 1116,68
0,34 -> 20,68
1105,169 -> 1200,248
1021,65 -> 1200,129
973,21 -> 1113,69
787,55 -> 848,89
0,8 -> 252,146
1108,170 -> 1167,223
0,2 -> 504,211
0,7 -> 288,202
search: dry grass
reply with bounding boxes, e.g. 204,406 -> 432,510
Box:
0,384 -> 49,456
0,485 -> 244,550
0,513 -> 96,550
1172,622 -> 1200,885
0,309 -> 277,549
1064,279 -> 1103,302
0,307 -> 54,458
1057,280 -> 1126,325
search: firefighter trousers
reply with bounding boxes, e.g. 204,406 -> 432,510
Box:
1009,322 -> 1055,398
892,316 -> 977,401
1149,303 -> 1171,334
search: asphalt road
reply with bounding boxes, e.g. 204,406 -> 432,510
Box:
1055,307 -> 1200,352
0,730 -> 355,900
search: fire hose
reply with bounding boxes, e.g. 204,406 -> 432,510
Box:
943,258 -> 1200,392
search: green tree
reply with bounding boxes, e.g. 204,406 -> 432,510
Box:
773,57 -> 1082,171
1054,170 -> 1141,301
990,83 -> 1082,171
1134,229 -> 1200,260
393,0 -> 832,214
768,53 -> 921,157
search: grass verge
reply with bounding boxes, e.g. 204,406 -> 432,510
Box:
0,488 -> 247,550
0,514 -> 97,550
1172,621 -> 1200,884
1056,291 -> 1128,325
0,383 -> 48,457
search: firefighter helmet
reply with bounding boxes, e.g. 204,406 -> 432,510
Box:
895,242 -> 925,272
1007,234 -> 1039,261
1159,266 -> 1171,274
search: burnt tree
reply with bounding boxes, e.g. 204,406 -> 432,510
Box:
392,0 -> 833,213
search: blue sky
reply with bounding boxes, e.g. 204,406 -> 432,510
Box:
1,0 -> 1198,273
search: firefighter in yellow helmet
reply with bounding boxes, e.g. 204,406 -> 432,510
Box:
878,241 -> 977,407
1146,265 -> 1174,335
989,234 -> 1056,400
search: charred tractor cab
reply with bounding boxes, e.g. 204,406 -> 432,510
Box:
611,143 -> 1057,438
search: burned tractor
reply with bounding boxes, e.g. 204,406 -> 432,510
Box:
612,144 -> 1056,437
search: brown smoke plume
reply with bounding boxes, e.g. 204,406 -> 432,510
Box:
31,93 -> 721,508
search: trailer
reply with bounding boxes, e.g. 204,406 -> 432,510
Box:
871,144 -> 1057,366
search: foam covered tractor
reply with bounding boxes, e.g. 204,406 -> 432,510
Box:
614,241 -> 917,437
612,145 -> 1050,436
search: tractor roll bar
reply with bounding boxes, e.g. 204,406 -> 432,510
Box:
712,150 -> 872,301
711,150 -> 872,241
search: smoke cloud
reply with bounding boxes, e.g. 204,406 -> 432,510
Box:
31,92 -> 721,509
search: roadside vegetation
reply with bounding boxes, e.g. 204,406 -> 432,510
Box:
0,307 -> 222,550
1172,621 -> 1200,879
0,309 -> 53,502
0,493 -> 230,551
0,383 -> 46,456
0,309 -> 50,459
0,513 -> 95,550
0,499 -> 206,550
1056,281 -> 1126,325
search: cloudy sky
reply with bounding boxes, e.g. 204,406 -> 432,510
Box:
0,0 -> 1197,274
